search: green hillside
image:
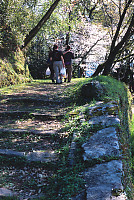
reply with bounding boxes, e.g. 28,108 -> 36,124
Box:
0,49 -> 32,88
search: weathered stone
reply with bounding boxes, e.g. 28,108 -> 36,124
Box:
88,115 -> 120,127
86,102 -> 119,118
80,81 -> 105,100
0,128 -> 57,136
68,133 -> 80,166
0,149 -> 57,162
0,111 -> 64,120
0,188 -> 15,197
82,127 -> 120,160
26,150 -> 57,162
84,160 -> 127,200
0,149 -> 25,157
2,97 -> 64,105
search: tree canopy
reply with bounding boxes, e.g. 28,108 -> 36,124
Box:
0,0 -> 133,80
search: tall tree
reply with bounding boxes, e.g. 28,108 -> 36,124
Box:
92,0 -> 133,77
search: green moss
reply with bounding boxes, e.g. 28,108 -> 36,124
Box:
0,49 -> 32,88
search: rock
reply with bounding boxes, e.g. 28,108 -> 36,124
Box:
0,149 -> 25,157
84,160 -> 127,200
80,81 -> 105,100
0,188 -> 15,197
85,101 -> 119,118
82,127 -> 120,160
0,149 -> 57,162
88,115 -> 120,127
68,132 -> 80,166
26,150 -> 57,162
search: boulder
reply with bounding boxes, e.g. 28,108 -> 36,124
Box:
80,81 -> 105,100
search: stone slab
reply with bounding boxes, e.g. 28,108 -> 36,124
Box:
0,128 -> 57,136
0,149 -> 57,162
82,127 -> 120,160
84,160 -> 127,200
87,101 -> 118,117
0,149 -> 25,157
26,150 -> 57,162
88,115 -> 120,127
0,188 -> 14,197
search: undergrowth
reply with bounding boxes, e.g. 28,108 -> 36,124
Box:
0,49 -> 32,88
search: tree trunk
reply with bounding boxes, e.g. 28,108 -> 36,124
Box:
21,0 -> 60,49
103,12 -> 134,75
92,4 -> 134,77
110,0 -> 132,52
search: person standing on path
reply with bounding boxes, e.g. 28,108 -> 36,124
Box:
47,48 -> 55,83
63,45 -> 74,82
50,44 -> 65,84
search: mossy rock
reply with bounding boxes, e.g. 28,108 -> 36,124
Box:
80,80 -> 105,100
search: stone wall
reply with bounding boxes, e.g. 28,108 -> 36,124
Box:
70,100 -> 133,200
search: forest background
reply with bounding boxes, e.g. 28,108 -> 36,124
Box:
0,0 -> 133,83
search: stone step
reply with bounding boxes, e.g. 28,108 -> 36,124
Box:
0,149 -> 57,162
1,97 -> 66,105
0,187 -> 15,197
0,128 -> 58,136
0,111 -> 64,120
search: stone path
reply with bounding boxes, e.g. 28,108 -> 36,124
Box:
0,80 -> 130,199
0,80 -> 73,199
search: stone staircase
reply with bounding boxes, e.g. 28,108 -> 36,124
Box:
0,82 -> 131,199
0,83 -> 69,199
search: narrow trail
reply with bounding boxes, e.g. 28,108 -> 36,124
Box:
0,80 -> 74,199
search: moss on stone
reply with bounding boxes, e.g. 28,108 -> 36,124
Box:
0,49 -> 32,88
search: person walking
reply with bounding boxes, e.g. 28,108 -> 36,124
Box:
47,48 -> 55,83
50,44 -> 65,84
63,45 -> 74,82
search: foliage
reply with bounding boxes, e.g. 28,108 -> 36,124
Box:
0,0 -> 38,47
1,0 -> 133,81
91,0 -> 133,76
0,0 -> 35,86
0,49 -> 32,88
26,37 -> 48,79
